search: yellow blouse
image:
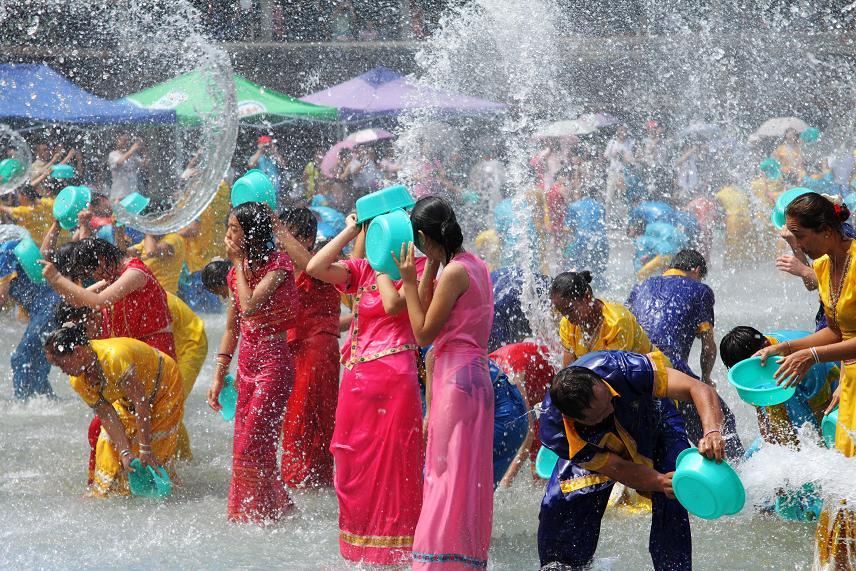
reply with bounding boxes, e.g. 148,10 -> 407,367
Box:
184,180 -> 230,273
133,233 -> 186,294
814,239 -> 856,340
8,198 -> 55,244
560,300 -> 655,357
70,338 -> 165,408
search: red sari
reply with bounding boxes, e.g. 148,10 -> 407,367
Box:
281,271 -> 340,488
227,252 -> 297,523
488,342 -> 555,465
88,258 -> 176,484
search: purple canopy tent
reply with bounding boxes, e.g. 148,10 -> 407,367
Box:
300,67 -> 505,122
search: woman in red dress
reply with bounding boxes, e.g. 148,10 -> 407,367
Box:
276,208 -> 341,488
207,202 -> 298,523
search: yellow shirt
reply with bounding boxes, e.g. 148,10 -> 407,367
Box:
69,338 -> 168,408
559,300 -> 655,357
184,180 -> 230,273
8,198 -> 54,244
814,239 -> 856,457
166,292 -> 208,393
715,186 -> 750,218
133,233 -> 186,294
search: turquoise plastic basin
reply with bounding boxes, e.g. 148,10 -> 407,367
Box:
728,356 -> 796,406
535,445 -> 559,480
127,458 -> 173,498
771,187 -> 814,229
0,158 -> 24,183
366,209 -> 413,280
12,237 -> 45,284
231,169 -> 275,209
672,447 -> 745,520
50,164 -> 75,180
822,407 -> 839,448
759,157 -> 782,180
800,127 -> 820,143
120,192 -> 151,215
219,373 -> 237,421
53,185 -> 92,230
355,184 -> 415,224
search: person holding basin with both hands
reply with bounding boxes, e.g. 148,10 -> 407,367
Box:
751,192 -> 855,569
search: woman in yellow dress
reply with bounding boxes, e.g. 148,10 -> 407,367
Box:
44,328 -> 184,497
755,192 -> 855,569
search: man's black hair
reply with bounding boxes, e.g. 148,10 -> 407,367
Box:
719,325 -> 768,368
549,366 -> 603,420
671,249 -> 708,278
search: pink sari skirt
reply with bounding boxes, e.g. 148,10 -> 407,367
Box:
331,350 -> 424,565
228,335 -> 294,524
413,349 -> 494,570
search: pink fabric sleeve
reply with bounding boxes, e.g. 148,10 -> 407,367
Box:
335,258 -> 372,295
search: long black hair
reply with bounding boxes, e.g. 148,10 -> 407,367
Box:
70,238 -> 124,279
231,202 -> 275,266
410,196 -> 463,264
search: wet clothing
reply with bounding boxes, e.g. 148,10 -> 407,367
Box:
0,242 -> 60,399
333,258 -> 424,565
491,360 -> 528,488
537,351 -> 691,570
71,338 -> 184,497
281,272 -> 341,488
413,252 -> 494,570
627,269 -> 744,459
488,267 -> 549,352
227,252 -> 297,523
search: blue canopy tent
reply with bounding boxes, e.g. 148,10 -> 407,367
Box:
0,64 -> 175,125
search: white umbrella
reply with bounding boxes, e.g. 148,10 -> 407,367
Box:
535,119 -> 597,138
577,112 -> 618,129
750,117 -> 809,140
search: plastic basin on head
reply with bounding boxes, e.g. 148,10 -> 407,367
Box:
219,373 -> 237,421
119,192 -> 151,215
800,127 -> 820,143
53,185 -> 92,230
12,237 -> 45,284
822,407 -> 839,448
0,159 -> 23,183
366,209 -> 414,280
759,158 -> 782,180
728,356 -> 796,406
231,169 -> 275,209
50,164 -> 75,180
355,184 -> 415,224
672,447 -> 745,520
535,445 -> 560,480
771,187 -> 814,229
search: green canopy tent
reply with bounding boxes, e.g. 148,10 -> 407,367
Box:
123,71 -> 339,126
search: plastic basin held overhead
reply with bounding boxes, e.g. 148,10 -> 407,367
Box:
0,159 -> 24,183
366,209 -> 414,280
356,184 -> 416,224
50,164 -> 75,180
535,445 -> 560,480
822,407 -> 839,448
12,237 -> 45,284
672,447 -> 745,520
119,192 -> 151,215
53,185 -> 92,230
728,356 -> 796,407
231,169 -> 276,210
771,187 -> 814,229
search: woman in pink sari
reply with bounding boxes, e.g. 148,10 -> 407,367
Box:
306,214 -> 424,565
207,202 -> 297,524
394,196 -> 495,570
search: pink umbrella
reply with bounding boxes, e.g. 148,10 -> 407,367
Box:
321,128 -> 394,177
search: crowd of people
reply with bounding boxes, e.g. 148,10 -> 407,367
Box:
1,115 -> 855,570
